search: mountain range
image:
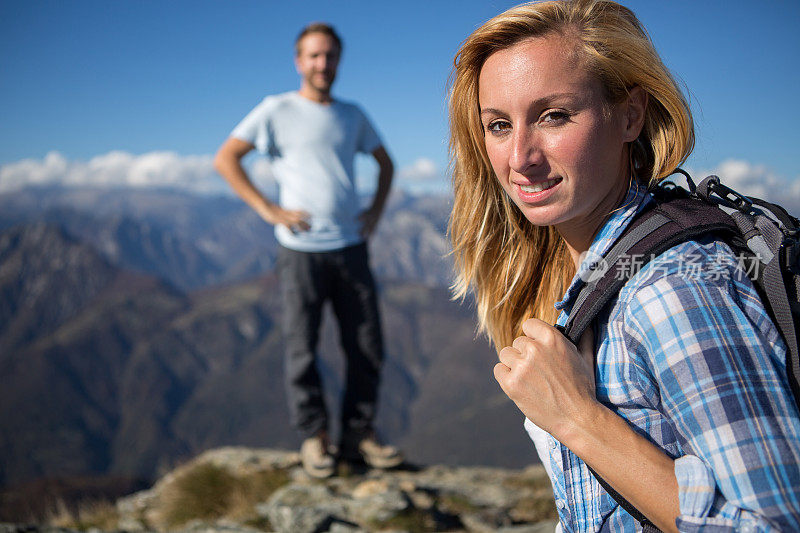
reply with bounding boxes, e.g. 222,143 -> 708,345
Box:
0,185 -> 538,503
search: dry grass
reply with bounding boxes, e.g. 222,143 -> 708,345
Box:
503,467 -> 558,523
159,462 -> 290,528
502,467 -> 553,492
367,507 -> 436,532
437,493 -> 481,514
47,499 -> 120,531
510,495 -> 559,523
161,463 -> 238,526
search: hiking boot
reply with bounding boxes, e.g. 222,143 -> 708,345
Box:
300,434 -> 335,478
341,433 -> 404,469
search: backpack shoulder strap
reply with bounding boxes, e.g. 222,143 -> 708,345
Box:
558,195 -> 738,346
689,176 -> 800,412
585,464 -> 662,532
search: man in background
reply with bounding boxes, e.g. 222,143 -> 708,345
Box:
214,22 -> 401,478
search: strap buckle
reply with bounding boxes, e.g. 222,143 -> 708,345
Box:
783,237 -> 800,274
707,180 -> 753,212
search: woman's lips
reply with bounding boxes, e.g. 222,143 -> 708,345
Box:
515,177 -> 562,202
519,177 -> 561,193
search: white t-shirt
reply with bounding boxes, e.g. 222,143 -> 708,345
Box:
231,91 -> 383,252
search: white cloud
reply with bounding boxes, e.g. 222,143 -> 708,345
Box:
0,150 -> 277,195
395,157 -> 448,195
687,159 -> 800,217
7,152 -> 793,210
398,158 -> 440,182
0,151 -> 449,196
0,151 -> 71,190
0,151 -> 448,195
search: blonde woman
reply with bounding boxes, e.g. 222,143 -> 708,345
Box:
448,1 -> 800,531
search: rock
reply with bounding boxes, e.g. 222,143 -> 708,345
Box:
115,515 -> 148,532
498,521 -> 559,533
116,487 -> 159,531
406,490 -> 435,511
345,486 -> 408,523
460,508 -> 513,532
327,523 -> 367,533
411,465 -> 522,508
257,485 -> 346,533
257,481 -> 409,532
172,518 -> 265,533
173,448 -> 300,480
0,526 -> 79,533
351,479 -> 388,499
105,446 -> 556,533
194,447 -> 301,474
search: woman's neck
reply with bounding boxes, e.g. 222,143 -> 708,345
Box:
558,176 -> 631,269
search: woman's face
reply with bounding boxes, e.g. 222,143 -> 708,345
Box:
478,33 -> 643,246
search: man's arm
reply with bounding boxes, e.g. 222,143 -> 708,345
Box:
358,145 -> 394,238
214,137 -> 310,231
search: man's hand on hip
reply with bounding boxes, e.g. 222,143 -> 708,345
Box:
264,205 -> 311,233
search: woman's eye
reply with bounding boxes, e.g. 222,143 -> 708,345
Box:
486,120 -> 511,134
541,110 -> 571,124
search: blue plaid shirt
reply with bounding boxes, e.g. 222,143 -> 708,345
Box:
524,183 -> 800,532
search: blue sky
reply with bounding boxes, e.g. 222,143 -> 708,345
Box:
1,0 -> 799,194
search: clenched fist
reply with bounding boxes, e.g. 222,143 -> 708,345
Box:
494,318 -> 599,445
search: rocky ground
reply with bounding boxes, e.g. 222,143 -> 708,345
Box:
1,447 -> 558,533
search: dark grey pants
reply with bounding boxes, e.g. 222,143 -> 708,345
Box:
276,242 -> 384,440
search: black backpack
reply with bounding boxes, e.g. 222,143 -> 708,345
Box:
556,170 -> 800,532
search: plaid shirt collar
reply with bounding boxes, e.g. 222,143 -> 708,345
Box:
555,181 -> 652,314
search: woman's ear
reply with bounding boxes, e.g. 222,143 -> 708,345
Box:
623,86 -> 648,142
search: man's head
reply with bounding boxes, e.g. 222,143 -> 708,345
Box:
295,23 -> 342,97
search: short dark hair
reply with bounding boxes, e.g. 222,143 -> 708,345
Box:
295,22 -> 342,56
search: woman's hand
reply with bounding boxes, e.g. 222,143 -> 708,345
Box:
494,318 -> 599,444
495,319 -> 681,531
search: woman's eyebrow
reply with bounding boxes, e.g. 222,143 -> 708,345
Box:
479,92 -> 582,117
480,107 -> 505,117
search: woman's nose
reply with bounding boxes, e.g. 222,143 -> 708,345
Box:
509,128 -> 542,174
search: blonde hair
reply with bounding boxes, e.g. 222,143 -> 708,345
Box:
448,0 -> 694,349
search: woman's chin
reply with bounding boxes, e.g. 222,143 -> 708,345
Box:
518,208 -> 568,228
